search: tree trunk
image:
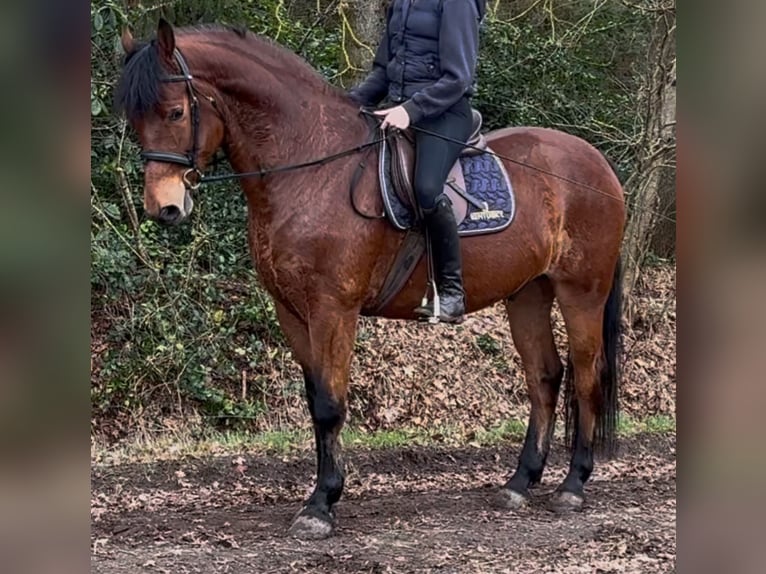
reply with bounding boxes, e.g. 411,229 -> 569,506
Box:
339,0 -> 387,87
649,63 -> 677,260
623,3 -> 676,303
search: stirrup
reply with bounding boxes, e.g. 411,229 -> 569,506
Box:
417,228 -> 441,323
415,291 -> 466,324
416,290 -> 441,324
414,301 -> 433,317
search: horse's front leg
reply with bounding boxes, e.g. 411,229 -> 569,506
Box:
274,299 -> 358,539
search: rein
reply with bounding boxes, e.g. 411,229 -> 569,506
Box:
200,137 -> 385,183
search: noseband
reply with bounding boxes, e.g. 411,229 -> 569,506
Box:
139,48 -> 202,189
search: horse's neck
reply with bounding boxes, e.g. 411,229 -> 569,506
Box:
197,45 -> 366,202
221,85 -> 367,229
217,81 -> 322,176
191,37 -> 369,261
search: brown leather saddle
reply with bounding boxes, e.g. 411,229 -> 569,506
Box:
389,109 -> 488,224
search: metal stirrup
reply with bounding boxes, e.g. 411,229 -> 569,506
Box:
421,226 -> 441,324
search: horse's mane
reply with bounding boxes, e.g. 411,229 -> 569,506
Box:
115,37 -> 163,120
115,24 -> 343,120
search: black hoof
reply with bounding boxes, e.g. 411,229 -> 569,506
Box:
288,507 -> 334,540
495,488 -> 529,510
549,490 -> 585,513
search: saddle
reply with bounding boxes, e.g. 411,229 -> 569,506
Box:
369,109 -> 516,314
389,109 -> 488,225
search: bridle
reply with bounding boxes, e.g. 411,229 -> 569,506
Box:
139,47 -> 204,190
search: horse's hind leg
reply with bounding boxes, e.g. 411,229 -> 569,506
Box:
549,270 -> 620,512
498,277 -> 564,509
273,299 -> 357,539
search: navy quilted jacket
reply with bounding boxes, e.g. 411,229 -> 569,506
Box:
349,0 -> 486,123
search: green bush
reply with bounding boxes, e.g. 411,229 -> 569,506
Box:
475,3 -> 649,175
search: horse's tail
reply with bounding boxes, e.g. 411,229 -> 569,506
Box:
564,255 -> 623,459
596,153 -> 624,457
598,257 -> 622,456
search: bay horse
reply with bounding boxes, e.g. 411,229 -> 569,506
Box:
116,20 -> 625,539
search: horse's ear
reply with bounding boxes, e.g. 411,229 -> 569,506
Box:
120,27 -> 135,54
156,18 -> 176,61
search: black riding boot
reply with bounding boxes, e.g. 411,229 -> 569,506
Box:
416,196 -> 465,323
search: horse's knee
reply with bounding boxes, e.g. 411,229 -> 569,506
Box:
528,362 -> 564,412
304,371 -> 346,430
313,397 -> 345,431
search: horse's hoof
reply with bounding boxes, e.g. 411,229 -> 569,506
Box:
550,490 -> 584,513
288,513 -> 334,540
495,488 -> 529,510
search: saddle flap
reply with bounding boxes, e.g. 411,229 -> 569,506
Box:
379,107 -> 513,233
379,134 -> 515,236
391,131 -> 416,207
389,131 -> 468,225
444,162 -> 468,224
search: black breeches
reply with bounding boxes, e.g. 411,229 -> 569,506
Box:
413,97 -> 473,211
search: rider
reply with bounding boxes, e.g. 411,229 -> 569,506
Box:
349,0 -> 486,323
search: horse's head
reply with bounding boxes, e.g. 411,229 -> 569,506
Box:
117,20 -> 224,225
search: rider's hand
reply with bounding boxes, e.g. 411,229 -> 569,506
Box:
374,106 -> 411,131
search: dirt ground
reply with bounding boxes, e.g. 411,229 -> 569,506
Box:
91,432 -> 675,573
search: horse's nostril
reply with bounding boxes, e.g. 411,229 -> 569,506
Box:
157,205 -> 182,224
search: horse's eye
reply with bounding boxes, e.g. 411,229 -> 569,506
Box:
168,107 -> 184,121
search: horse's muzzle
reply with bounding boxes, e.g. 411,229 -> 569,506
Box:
157,205 -> 183,225
153,189 -> 194,226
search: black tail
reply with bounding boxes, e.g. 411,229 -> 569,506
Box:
564,257 -> 623,458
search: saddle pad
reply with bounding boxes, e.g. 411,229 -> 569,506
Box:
379,139 -> 516,236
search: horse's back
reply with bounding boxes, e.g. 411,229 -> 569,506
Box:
485,125 -> 625,234
368,125 -> 625,318
485,125 -> 624,204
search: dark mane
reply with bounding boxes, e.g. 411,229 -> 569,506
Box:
115,24 -> 337,121
115,39 -> 164,120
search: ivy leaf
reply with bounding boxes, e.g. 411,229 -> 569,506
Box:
94,11 -> 104,32
103,202 -> 120,219
91,98 -> 103,117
